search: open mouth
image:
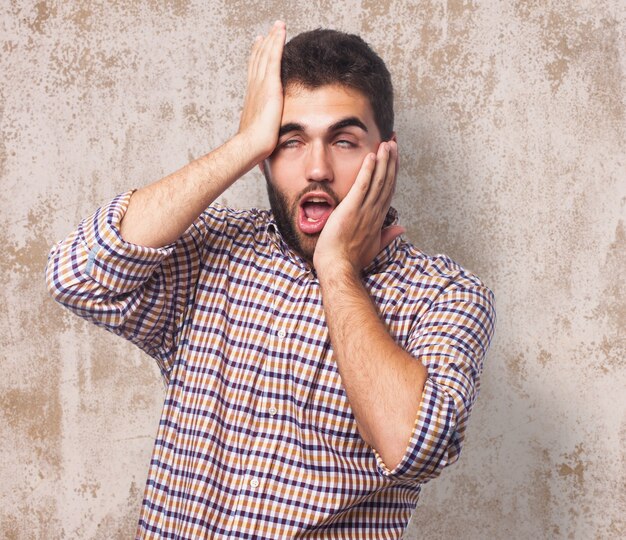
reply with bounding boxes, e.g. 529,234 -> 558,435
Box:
297,192 -> 336,235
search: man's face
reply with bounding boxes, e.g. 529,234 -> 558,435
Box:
263,83 -> 384,262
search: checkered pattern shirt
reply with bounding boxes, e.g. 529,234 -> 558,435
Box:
46,190 -> 496,539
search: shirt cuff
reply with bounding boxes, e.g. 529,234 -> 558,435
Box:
79,190 -> 177,293
373,377 -> 460,482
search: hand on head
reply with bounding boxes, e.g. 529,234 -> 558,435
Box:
238,21 -> 286,162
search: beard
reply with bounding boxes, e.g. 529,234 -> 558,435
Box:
263,166 -> 339,264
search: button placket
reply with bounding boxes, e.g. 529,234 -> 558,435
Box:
234,273 -> 282,515
266,323 -> 286,422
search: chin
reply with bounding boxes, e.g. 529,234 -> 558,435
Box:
297,235 -> 317,263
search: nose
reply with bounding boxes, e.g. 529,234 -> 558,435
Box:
305,141 -> 333,183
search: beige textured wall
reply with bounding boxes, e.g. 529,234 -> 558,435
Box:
1,1 -> 624,538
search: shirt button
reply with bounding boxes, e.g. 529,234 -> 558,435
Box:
268,406 -> 277,416
277,329 -> 286,338
249,478 -> 260,488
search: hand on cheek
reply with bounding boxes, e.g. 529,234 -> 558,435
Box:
313,140 -> 405,276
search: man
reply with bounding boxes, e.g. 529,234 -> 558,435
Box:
46,21 -> 495,539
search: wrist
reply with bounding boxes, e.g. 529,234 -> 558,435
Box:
232,130 -> 275,167
316,257 -> 360,285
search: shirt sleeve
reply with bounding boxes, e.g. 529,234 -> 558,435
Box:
372,269 -> 496,483
45,190 -> 219,380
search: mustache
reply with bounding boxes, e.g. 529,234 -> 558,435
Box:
296,183 -> 341,206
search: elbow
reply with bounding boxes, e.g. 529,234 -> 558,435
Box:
44,246 -> 66,303
44,244 -> 83,306
413,384 -> 465,482
374,379 -> 466,482
370,416 -> 418,473
418,405 -> 465,481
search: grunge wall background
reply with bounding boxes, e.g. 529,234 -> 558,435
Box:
1,1 -> 624,538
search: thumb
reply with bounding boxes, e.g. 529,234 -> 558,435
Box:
380,225 -> 406,250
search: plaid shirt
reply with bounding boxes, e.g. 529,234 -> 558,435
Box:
46,190 -> 495,539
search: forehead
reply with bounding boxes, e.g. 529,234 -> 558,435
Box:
281,84 -> 378,135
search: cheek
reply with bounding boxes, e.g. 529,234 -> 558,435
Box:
266,160 -> 293,189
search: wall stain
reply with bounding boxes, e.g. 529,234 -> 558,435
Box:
2,496 -> 64,539
76,478 -> 101,499
361,0 -> 392,19
589,219 -> 626,370
557,443 -> 586,487
183,101 -> 209,128
160,100 -> 174,121
147,0 -> 191,18
537,348 -> 552,367
222,0 -> 307,30
47,44 -> 136,92
1,513 -> 19,540
588,19 -> 624,124
70,4 -> 94,33
0,106 -> 6,181
504,350 -> 529,398
0,377 -> 62,468
27,1 -> 57,35
528,445 -> 556,534
1,203 -> 73,338
93,481 -> 143,539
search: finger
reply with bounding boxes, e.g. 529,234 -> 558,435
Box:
250,33 -> 268,81
364,142 -> 390,206
344,152 -> 377,208
257,21 -> 284,77
255,38 -> 272,78
267,21 -> 286,73
374,141 -> 397,212
248,35 -> 264,81
260,22 -> 285,85
380,141 -> 398,209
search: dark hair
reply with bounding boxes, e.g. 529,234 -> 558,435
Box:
281,29 -> 394,140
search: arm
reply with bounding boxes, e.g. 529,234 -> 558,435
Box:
120,21 -> 286,248
45,22 -> 287,375
315,141 -> 495,477
317,262 -> 427,470
315,141 -> 424,469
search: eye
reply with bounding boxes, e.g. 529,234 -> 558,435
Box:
335,139 -> 357,148
281,138 -> 302,149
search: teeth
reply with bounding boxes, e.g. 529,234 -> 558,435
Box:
305,197 -> 328,204
306,217 -> 319,222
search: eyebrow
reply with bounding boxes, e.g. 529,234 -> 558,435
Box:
278,122 -> 304,138
278,116 -> 369,139
330,117 -> 368,133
